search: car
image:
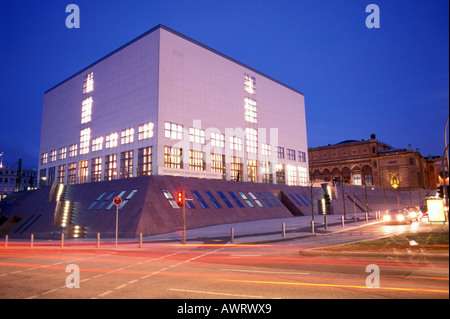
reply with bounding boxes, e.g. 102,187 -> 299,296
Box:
383,209 -> 413,225
404,206 -> 423,221
419,205 -> 428,219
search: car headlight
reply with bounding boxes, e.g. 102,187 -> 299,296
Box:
396,215 -> 405,221
384,215 -> 391,221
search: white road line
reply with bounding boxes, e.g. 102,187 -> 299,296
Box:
220,268 -> 310,276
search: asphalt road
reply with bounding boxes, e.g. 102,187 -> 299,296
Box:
0,220 -> 448,302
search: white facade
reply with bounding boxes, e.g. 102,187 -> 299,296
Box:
38,25 -> 308,186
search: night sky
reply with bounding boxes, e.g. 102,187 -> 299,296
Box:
0,0 -> 448,169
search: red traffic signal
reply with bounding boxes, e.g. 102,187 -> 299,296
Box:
176,191 -> 184,207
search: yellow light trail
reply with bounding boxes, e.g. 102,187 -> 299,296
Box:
219,279 -> 449,294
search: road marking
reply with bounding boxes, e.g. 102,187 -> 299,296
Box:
220,268 -> 310,275
169,288 -> 265,299
229,254 -> 262,257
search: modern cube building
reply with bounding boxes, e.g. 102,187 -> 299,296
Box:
38,25 -> 308,188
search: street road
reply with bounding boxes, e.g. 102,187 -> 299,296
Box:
0,220 -> 448,300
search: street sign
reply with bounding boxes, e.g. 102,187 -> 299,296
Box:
113,196 -> 122,206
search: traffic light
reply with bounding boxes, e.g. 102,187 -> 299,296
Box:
176,191 -> 184,207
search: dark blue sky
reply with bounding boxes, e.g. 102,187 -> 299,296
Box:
1,0 -> 448,169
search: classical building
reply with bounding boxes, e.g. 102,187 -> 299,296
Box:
38,25 -> 308,187
308,134 -> 439,190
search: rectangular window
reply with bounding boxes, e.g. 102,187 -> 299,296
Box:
298,167 -> 308,186
261,144 -> 271,157
189,150 -> 205,171
246,128 -> 258,154
229,136 -> 242,151
276,163 -> 285,184
120,150 -> 133,179
40,152 -> 48,164
57,165 -> 65,184
230,156 -> 243,181
106,132 -> 118,149
228,192 -> 245,208
217,191 -> 233,208
287,165 -> 297,186
80,128 -> 91,155
69,144 -> 78,157
211,153 -> 226,180
189,128 -> 205,144
244,73 -> 256,94
205,191 -> 221,208
91,157 -> 102,182
58,147 -> 67,160
83,72 -> 94,94
138,122 -> 154,140
78,160 -> 89,184
287,149 -> 296,161
238,192 -> 254,207
49,150 -> 57,162
164,122 -> 183,140
247,159 -> 258,183
249,192 -> 264,207
164,146 -> 183,169
104,154 -> 117,181
192,191 -> 209,208
244,97 -> 257,123
67,163 -> 76,185
277,147 -> 285,159
137,146 -> 152,176
262,162 -> 273,184
121,127 -> 134,145
298,151 -> 306,163
81,97 -> 93,124
92,137 -> 104,152
210,132 -> 225,148
162,190 -> 180,209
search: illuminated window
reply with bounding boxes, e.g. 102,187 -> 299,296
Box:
78,160 -> 89,184
164,146 -> 183,169
81,97 -> 93,124
189,150 -> 205,171
40,152 -> 48,164
67,163 -> 76,185
80,128 -> 91,155
287,165 -> 297,186
137,146 -> 152,176
106,132 -> 118,149
69,144 -> 78,157
230,156 -> 243,181
57,165 -> 65,184
121,127 -> 134,145
276,164 -> 285,184
244,97 -> 257,123
49,150 -> 57,162
104,154 -> 117,181
92,137 -> 103,152
261,144 -> 271,157
247,159 -> 258,183
83,72 -> 94,94
91,157 -> 102,182
287,149 -> 296,161
262,162 -> 273,184
189,128 -> 205,144
211,154 -> 226,180
244,73 -> 256,94
246,128 -> 258,154
298,167 -> 308,186
58,147 -> 67,160
164,122 -> 183,140
138,122 -> 154,140
210,132 -> 225,148
120,150 -> 133,179
229,136 -> 242,151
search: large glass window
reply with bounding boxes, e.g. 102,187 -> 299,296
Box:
164,146 -> 183,169
164,122 -> 183,140
104,154 -> 117,181
120,150 -> 133,179
211,153 -> 226,180
189,150 -> 205,171
246,128 -> 258,154
121,127 -> 134,145
189,128 -> 205,144
230,156 -> 243,181
247,159 -> 258,183
91,157 -> 102,182
106,132 -> 118,149
138,122 -> 154,140
83,72 -> 94,94
80,128 -> 91,155
137,146 -> 152,176
81,97 -> 93,124
244,97 -> 257,124
244,73 -> 256,94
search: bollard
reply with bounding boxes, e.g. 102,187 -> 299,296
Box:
311,220 -> 315,234
4,235 -> 8,248
324,214 -> 328,230
30,234 -> 34,248
365,213 -> 369,223
282,223 -> 286,239
97,233 -> 100,248
231,227 -> 234,243
139,233 -> 142,248
61,233 -> 64,248
341,215 -> 345,227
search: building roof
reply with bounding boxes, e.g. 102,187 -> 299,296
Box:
44,25 -> 304,96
